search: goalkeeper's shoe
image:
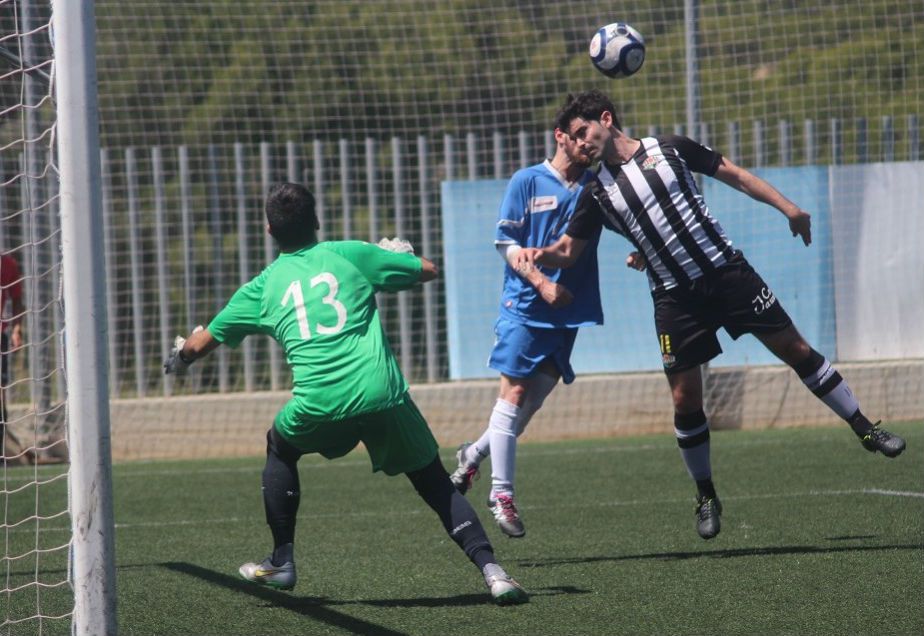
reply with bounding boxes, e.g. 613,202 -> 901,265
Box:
860,422 -> 906,458
239,557 -> 296,591
695,495 -> 722,540
449,442 -> 480,495
488,493 -> 525,538
483,566 -> 529,606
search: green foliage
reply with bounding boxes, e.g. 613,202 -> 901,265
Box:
93,0 -> 922,150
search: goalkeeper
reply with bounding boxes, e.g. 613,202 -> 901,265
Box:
164,182 -> 527,605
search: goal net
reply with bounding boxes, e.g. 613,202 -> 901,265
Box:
1,0 -> 72,632
1,1 -> 921,628
85,0 -> 922,461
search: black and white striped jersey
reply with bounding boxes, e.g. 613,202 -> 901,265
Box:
567,135 -> 737,292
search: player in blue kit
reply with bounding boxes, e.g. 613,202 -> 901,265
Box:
450,109 -> 622,537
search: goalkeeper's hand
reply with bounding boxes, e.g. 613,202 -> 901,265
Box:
377,237 -> 415,254
164,326 -> 203,376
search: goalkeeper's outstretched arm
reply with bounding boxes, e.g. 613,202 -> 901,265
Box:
182,327 -> 221,361
163,326 -> 221,375
419,256 -> 438,282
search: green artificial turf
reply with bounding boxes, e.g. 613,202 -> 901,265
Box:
4,423 -> 923,635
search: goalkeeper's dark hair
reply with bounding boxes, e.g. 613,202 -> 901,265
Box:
265,182 -> 320,251
554,90 -> 622,132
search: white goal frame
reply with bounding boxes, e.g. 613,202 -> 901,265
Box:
53,0 -> 117,633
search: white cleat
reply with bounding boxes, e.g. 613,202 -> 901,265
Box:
449,442 -> 480,495
239,557 -> 297,591
486,571 -> 529,605
488,494 -> 525,538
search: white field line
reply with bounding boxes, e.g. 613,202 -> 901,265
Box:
97,437 -> 833,479
8,487 -> 922,535
862,488 -> 924,498
0,435 -> 862,483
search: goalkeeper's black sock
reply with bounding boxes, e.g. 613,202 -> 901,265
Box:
262,427 -> 303,565
406,455 -> 494,569
271,543 -> 294,567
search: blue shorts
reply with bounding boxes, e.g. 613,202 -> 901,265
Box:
488,318 -> 579,384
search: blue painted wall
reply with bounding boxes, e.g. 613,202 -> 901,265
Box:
703,166 -> 835,365
441,167 -> 835,380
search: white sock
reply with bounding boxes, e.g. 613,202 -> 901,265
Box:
488,398 -> 519,498
467,429 -> 492,466
679,441 -> 712,481
674,412 -> 712,480
800,358 -> 860,420
469,372 -> 558,465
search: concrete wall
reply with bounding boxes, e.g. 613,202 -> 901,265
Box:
95,359 -> 923,462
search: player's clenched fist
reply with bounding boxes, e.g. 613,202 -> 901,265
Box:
513,247 -> 543,273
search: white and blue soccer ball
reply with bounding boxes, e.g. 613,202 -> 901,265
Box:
589,22 -> 646,79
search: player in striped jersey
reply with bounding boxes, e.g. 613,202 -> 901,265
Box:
449,120 -> 604,538
518,90 -> 905,540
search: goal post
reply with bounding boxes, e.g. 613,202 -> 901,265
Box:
53,0 -> 117,633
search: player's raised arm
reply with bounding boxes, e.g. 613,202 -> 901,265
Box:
712,156 -> 812,246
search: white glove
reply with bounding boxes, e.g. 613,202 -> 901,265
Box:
377,237 -> 415,254
163,326 -> 202,376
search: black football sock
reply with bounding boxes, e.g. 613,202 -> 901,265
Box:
272,543 -> 294,566
262,427 -> 302,566
696,478 -> 717,500
847,410 -> 875,437
406,455 -> 495,570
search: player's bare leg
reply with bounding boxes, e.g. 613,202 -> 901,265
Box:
757,325 -> 905,457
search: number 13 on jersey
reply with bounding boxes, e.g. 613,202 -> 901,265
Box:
281,273 -> 348,339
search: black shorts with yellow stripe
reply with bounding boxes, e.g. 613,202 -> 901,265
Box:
652,252 -> 793,375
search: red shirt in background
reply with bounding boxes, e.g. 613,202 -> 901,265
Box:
0,254 -> 23,333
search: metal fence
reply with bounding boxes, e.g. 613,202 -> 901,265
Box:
4,115 -> 921,401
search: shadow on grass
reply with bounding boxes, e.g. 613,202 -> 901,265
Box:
515,543 -> 924,567
162,562 -> 588,633
163,561 -> 409,636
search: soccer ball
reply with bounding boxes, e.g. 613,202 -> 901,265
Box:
589,23 -> 646,79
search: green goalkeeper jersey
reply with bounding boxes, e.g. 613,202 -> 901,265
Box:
208,241 -> 422,426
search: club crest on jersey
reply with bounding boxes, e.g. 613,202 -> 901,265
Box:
528,196 -> 558,213
642,155 -> 665,171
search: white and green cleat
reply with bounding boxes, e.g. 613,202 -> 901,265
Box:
239,557 -> 297,591
483,565 -> 529,606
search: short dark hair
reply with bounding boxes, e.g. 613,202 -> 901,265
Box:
554,90 -> 622,133
265,182 -> 319,250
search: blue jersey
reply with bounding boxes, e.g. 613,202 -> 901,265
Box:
494,160 -> 603,328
